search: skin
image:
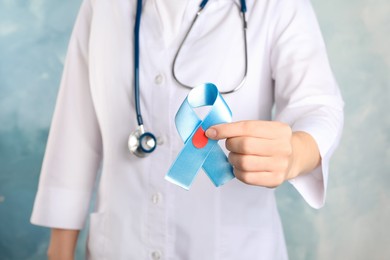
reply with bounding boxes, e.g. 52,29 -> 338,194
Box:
48,120 -> 321,258
205,120 -> 321,187
48,229 -> 79,260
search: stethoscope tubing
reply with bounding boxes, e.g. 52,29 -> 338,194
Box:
172,0 -> 248,94
134,0 -> 143,126
131,0 -> 248,157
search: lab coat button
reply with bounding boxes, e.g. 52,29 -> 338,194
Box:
157,136 -> 165,145
151,250 -> 162,260
151,193 -> 161,204
154,74 -> 164,85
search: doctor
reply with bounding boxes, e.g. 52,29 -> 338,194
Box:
31,0 -> 343,259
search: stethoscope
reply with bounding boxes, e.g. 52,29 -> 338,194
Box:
128,0 -> 248,157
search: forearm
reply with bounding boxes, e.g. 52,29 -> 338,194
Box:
48,228 -> 80,260
288,131 -> 321,180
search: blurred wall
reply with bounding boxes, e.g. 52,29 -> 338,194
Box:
0,0 -> 389,259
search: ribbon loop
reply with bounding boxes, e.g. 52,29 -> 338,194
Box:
165,83 -> 235,189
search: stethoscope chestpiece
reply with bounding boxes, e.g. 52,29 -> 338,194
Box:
128,125 -> 157,157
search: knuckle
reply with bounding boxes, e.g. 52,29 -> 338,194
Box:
272,173 -> 285,187
286,145 -> 293,155
243,174 -> 255,185
225,138 -> 233,151
240,121 -> 250,131
234,169 -> 243,180
241,138 -> 253,154
276,160 -> 290,177
277,174 -> 286,185
240,156 -> 255,171
236,157 -> 246,170
235,170 -> 252,184
278,142 -> 292,156
278,159 -> 289,172
228,152 -> 234,164
274,121 -> 286,128
285,130 -> 293,140
240,121 -> 255,134
277,122 -> 292,137
273,156 -> 288,171
230,154 -> 247,171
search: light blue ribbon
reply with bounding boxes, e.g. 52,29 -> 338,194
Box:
165,83 -> 235,189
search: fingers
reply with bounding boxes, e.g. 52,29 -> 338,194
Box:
206,120 -> 291,140
225,137 -> 291,156
204,120 -> 293,188
228,153 -> 287,172
228,152 -> 292,188
233,169 -> 285,188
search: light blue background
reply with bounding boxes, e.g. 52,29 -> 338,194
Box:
0,0 -> 389,259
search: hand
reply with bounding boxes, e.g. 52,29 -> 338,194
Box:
205,121 -> 320,188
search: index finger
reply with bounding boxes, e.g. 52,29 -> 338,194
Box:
205,120 -> 288,140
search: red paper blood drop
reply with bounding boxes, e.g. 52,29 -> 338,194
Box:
192,126 -> 208,149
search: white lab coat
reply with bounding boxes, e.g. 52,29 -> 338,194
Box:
31,0 -> 344,259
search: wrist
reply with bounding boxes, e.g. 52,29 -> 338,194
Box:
48,228 -> 79,260
287,131 -> 321,180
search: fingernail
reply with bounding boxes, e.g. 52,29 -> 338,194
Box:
205,128 -> 217,139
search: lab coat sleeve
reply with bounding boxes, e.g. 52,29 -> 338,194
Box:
270,0 -> 344,208
30,0 -> 101,229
